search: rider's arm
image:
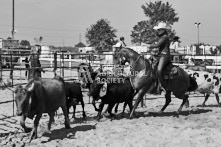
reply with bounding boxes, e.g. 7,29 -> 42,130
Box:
146,38 -> 157,44
149,37 -> 167,49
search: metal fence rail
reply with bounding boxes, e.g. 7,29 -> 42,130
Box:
1,50 -> 221,118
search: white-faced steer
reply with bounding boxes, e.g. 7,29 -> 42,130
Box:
15,78 -> 70,142
185,70 -> 221,107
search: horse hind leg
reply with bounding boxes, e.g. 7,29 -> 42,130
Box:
215,93 -> 221,107
177,94 -> 189,114
159,90 -> 172,113
184,94 -> 189,108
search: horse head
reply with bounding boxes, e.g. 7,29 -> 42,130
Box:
113,48 -> 131,65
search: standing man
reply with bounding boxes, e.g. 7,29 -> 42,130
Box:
28,45 -> 44,80
24,57 -> 29,79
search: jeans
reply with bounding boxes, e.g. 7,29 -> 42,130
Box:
157,54 -> 170,87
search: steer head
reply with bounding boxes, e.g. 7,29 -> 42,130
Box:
15,82 -> 35,116
88,78 -> 105,101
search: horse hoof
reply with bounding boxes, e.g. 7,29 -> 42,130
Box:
175,111 -> 180,115
157,110 -> 163,115
65,124 -> 71,129
24,127 -> 32,133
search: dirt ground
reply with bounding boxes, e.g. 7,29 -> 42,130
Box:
1,88 -> 221,147
1,69 -> 221,147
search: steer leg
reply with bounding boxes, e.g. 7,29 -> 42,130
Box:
107,103 -> 115,117
122,102 -> 128,114
215,93 -> 221,107
72,105 -> 76,118
202,94 -> 210,107
61,106 -> 71,129
48,112 -> 55,131
92,98 -> 99,111
20,115 -> 32,133
114,103 -> 120,113
159,90 -> 172,113
80,99 -> 86,118
29,113 -> 42,143
97,102 -> 105,120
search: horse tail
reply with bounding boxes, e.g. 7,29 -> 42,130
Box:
187,75 -> 198,91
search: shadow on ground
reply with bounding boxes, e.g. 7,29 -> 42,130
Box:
42,124 -> 96,142
103,108 -> 213,120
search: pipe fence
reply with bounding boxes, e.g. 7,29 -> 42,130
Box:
1,49 -> 221,118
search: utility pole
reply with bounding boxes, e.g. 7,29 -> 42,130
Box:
12,0 -> 15,39
79,33 -> 82,43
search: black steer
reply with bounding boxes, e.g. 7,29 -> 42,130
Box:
65,82 -> 86,118
89,78 -> 135,120
15,78 -> 70,142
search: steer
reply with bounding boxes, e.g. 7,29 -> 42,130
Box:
65,81 -> 86,118
185,69 -> 221,107
88,77 -> 135,120
15,78 -> 70,142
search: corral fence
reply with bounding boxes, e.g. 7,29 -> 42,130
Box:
0,48 -> 220,117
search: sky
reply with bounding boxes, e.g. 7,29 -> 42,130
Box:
0,0 -> 221,47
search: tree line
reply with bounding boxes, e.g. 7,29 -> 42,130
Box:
86,1 -> 179,52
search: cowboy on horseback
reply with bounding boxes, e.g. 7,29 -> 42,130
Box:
147,22 -> 171,89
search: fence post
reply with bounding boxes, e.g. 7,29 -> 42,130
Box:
54,52 -> 57,73
0,50 -> 2,81
10,54 -> 14,86
62,52 -> 64,77
69,54 -> 71,69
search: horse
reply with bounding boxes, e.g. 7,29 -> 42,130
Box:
113,48 -> 198,118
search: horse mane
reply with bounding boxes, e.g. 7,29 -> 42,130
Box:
121,47 -> 151,68
121,47 -> 139,55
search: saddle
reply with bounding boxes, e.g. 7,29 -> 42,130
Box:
150,55 -> 178,80
163,63 -> 178,79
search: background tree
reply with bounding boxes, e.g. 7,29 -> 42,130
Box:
20,40 -> 31,48
85,19 -> 117,52
131,1 -> 179,45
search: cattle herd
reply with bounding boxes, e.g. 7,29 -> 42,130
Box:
9,64 -> 221,143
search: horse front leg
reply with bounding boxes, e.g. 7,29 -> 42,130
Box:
129,87 -> 148,118
159,90 -> 172,113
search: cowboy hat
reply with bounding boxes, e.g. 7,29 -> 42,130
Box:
153,22 -> 171,30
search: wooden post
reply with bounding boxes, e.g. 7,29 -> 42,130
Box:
54,52 -> 57,72
69,54 -> 71,69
